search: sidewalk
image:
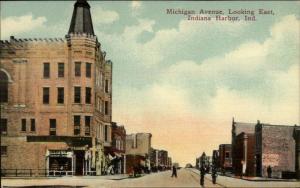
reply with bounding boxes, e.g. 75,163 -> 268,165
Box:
189,168 -> 298,182
1,174 -> 129,181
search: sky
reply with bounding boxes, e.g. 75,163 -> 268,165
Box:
1,1 -> 299,166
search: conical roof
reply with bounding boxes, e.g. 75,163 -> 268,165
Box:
68,0 -> 94,35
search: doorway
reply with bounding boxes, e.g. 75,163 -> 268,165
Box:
256,154 -> 261,177
74,150 -> 85,175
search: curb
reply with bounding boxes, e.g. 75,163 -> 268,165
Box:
189,168 -> 299,182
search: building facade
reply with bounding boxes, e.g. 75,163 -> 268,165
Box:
255,122 -> 296,178
293,125 -> 300,179
231,118 -> 255,174
234,132 -> 256,176
0,0 -> 112,176
125,133 -> 152,174
108,122 -> 126,174
212,150 -> 220,169
219,144 -> 232,170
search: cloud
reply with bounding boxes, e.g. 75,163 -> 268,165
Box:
1,13 -> 46,39
111,15 -> 299,165
92,6 -> 119,24
130,1 -> 142,11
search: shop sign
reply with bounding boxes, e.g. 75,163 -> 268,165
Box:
49,150 -> 69,157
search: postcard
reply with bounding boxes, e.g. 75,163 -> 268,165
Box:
0,0 -> 299,187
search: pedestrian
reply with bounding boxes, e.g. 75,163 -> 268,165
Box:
200,166 -> 206,186
267,166 -> 272,178
171,165 -> 177,178
211,166 -> 217,184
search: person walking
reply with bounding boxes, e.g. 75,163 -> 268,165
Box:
200,166 -> 206,186
171,165 -> 177,178
211,166 -> 217,184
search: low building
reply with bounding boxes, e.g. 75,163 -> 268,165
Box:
219,144 -> 232,170
255,122 -> 296,178
212,150 -> 220,168
167,157 -> 172,169
150,148 -> 159,171
149,148 -> 170,171
108,122 -> 126,174
293,125 -> 300,179
158,150 -> 168,170
232,118 -> 255,174
234,132 -> 255,176
125,133 -> 152,174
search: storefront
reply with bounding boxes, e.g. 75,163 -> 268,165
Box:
46,150 -> 74,176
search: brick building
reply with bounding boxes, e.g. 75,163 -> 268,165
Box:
234,132 -> 256,176
149,148 -> 171,171
150,148 -> 159,171
293,125 -> 300,179
231,118 -> 255,174
125,133 -> 152,174
255,122 -> 296,178
167,157 -> 172,169
109,122 -> 126,174
158,150 -> 168,170
219,144 -> 232,170
212,149 -> 219,168
0,0 -> 112,176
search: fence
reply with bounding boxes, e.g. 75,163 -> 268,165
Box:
1,169 -> 75,177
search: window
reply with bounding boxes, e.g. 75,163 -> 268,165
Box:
43,63 -> 50,78
105,101 -> 109,115
85,116 -> 91,136
21,119 -> 26,132
105,80 -> 109,93
43,87 -> 50,104
0,118 -> 7,135
96,97 -> 100,112
1,146 -> 7,156
104,125 -> 108,142
132,134 -> 137,148
58,63 -> 64,77
0,71 -> 8,103
75,62 -> 81,77
86,63 -> 91,78
74,87 -> 81,103
74,116 -> 80,135
85,87 -> 91,104
49,119 -> 56,136
57,87 -> 64,104
31,119 -> 36,132
225,152 -> 230,158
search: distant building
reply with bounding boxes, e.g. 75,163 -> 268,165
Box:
219,144 -> 232,170
158,150 -> 168,170
255,122 -> 296,178
150,148 -> 159,171
167,157 -> 172,169
149,148 -> 171,171
125,133 -> 152,174
212,150 -> 220,168
231,118 -> 255,174
109,122 -> 126,174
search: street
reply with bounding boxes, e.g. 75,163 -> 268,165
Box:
2,169 -> 300,188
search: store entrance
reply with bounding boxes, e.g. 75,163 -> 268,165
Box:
74,150 -> 85,175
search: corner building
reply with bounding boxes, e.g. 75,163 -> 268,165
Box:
0,0 -> 112,176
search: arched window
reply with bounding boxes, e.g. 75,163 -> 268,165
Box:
0,71 -> 8,103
